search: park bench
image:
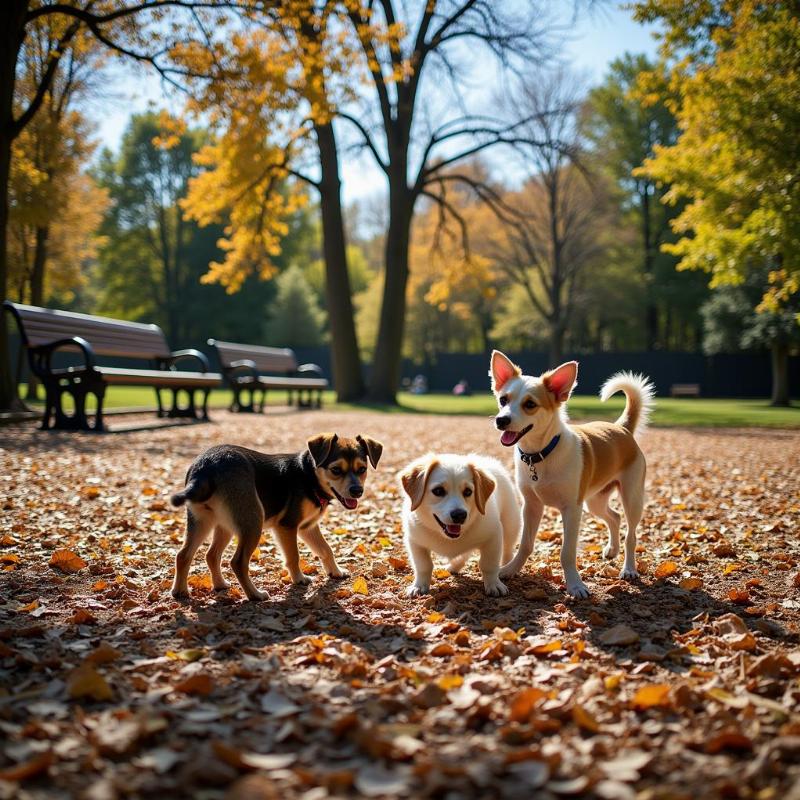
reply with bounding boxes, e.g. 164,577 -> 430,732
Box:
670,383 -> 701,398
4,301 -> 221,432
208,339 -> 328,412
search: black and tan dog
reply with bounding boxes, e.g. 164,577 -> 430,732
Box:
170,433 -> 383,601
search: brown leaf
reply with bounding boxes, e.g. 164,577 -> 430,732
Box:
599,624 -> 639,646
68,664 -> 113,701
705,731 -> 754,754
174,674 -> 215,696
86,642 -> 123,664
49,548 -> 87,573
0,751 -> 54,782
679,577 -> 703,590
68,608 -> 97,625
429,643 -> 455,657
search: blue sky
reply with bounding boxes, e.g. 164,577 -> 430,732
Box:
92,2 -> 659,203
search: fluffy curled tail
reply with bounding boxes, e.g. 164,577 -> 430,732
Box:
600,372 -> 655,435
170,477 -> 213,508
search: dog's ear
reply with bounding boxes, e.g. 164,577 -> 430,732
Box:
400,459 -> 438,511
543,361 -> 578,403
307,432 -> 337,467
357,435 -> 383,469
470,465 -> 496,515
490,350 -> 521,392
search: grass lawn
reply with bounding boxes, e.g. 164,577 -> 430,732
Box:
28,385 -> 800,428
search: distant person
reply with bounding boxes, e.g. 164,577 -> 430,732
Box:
410,374 -> 428,395
453,379 -> 471,396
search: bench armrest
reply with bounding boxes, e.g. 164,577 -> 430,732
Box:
297,363 -> 325,379
30,336 -> 97,376
167,349 -> 211,372
227,359 -> 259,380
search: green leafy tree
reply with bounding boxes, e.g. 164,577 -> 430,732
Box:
634,0 -> 800,401
264,265 -> 326,348
702,271 -> 800,404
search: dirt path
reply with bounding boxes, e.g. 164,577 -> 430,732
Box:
1,410 -> 798,799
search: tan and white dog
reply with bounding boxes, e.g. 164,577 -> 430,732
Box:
490,351 -> 654,598
399,454 -> 520,597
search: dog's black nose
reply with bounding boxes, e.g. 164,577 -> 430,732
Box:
349,485 -> 363,498
495,415 -> 511,430
450,508 -> 467,524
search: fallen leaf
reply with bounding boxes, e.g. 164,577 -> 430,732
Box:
49,549 -> 87,573
654,561 -> 678,579
437,674 -> 463,691
631,684 -> 671,710
166,648 -> 206,662
86,642 -> 122,665
0,751 -> 54,782
679,577 -> 703,590
705,731 -> 753,754
174,674 -> 215,696
68,664 -> 113,701
352,576 -> 369,595
429,643 -> 455,657
68,608 -> 97,625
572,704 -> 601,734
599,624 -> 639,646
509,687 -> 547,723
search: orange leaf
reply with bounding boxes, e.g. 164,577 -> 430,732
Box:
351,576 -> 369,595
437,674 -> 463,691
728,587 -> 751,604
527,639 -> 563,656
679,577 -> 703,590
18,599 -> 39,613
572,704 -> 601,734
92,580 -> 109,592
654,561 -> 678,580
67,664 -> 113,701
631,684 -> 672,710
0,553 -> 19,564
68,608 -> 97,625
0,751 -> 54,782
188,573 -> 213,590
174,674 -> 215,696
388,556 -> 408,571
509,687 -> 547,723
429,643 -> 455,657
49,549 -> 87,573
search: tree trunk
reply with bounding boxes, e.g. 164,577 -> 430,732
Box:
548,322 -> 564,366
368,179 -> 412,404
315,121 -> 364,401
0,1 -> 29,411
642,186 -> 658,351
770,340 -> 790,406
25,224 -> 47,401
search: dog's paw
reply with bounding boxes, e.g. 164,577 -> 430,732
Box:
171,587 -> 190,600
498,562 -> 520,580
620,566 -> 640,581
327,566 -> 349,580
566,579 -> 590,600
602,544 -> 619,560
405,583 -> 430,598
213,580 -> 230,592
484,579 -> 509,597
245,589 -> 268,602
292,574 -> 313,586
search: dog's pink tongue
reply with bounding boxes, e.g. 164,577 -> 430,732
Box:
446,524 -> 461,535
344,498 -> 358,509
500,430 -> 518,446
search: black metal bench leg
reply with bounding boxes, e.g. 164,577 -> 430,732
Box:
201,389 -> 210,420
258,389 -> 266,413
93,387 -> 107,432
155,387 -> 165,418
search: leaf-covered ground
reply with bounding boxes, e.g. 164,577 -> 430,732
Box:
1,410 -> 799,800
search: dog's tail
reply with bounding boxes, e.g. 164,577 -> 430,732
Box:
170,476 -> 213,508
600,372 -> 655,435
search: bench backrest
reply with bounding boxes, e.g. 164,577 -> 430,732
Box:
5,302 -> 171,360
209,339 -> 297,374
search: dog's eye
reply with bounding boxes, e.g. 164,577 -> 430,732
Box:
523,399 -> 537,410
431,486 -> 446,497
463,488 -> 473,498
499,395 -> 509,407
330,466 -> 342,476
355,466 -> 367,475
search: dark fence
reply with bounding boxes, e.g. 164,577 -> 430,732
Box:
6,328 -> 798,399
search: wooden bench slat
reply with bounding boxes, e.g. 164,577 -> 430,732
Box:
236,375 -> 328,390
98,368 -> 222,388
210,339 -> 297,372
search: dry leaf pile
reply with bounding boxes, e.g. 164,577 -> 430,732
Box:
1,411 -> 799,800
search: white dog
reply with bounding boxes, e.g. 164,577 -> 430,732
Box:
490,351 -> 655,599
399,454 -> 520,597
